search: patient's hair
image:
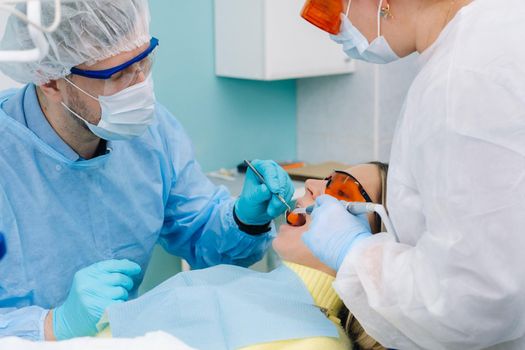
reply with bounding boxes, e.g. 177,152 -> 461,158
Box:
338,308 -> 386,350
338,161 -> 389,350
368,161 -> 388,210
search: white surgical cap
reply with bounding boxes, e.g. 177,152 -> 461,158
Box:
0,0 -> 151,85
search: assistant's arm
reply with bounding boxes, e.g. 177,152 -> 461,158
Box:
334,69 -> 525,350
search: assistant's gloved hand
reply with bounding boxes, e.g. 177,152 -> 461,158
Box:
53,259 -> 142,340
235,160 -> 295,225
302,195 -> 372,271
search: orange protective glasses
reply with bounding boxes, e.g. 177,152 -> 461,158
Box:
286,170 -> 372,227
300,0 -> 345,35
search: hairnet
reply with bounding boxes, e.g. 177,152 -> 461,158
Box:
0,0 -> 151,85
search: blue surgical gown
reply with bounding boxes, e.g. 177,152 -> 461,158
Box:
0,85 -> 274,340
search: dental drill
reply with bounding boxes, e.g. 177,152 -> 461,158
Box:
292,201 -> 399,242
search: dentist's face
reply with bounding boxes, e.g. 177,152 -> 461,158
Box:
342,0 -> 417,58
60,41 -> 150,127
344,0 -> 383,43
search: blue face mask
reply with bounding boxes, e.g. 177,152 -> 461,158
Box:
330,0 -> 400,64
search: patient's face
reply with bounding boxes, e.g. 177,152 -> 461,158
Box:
272,164 -> 381,277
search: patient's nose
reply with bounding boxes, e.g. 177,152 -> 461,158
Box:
305,179 -> 326,199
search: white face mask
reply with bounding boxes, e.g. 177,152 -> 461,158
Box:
330,0 -> 400,64
61,75 -> 156,141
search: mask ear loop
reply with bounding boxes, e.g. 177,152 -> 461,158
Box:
63,76 -> 99,102
376,0 -> 384,37
345,0 -> 352,18
62,77 -> 101,126
61,101 -> 94,126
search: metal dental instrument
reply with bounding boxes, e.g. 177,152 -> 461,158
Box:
244,160 -> 292,212
293,201 -> 399,242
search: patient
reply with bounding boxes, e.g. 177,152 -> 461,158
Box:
98,163 -> 388,350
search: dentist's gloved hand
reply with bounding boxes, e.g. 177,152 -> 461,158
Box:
235,160 -> 294,225
53,259 -> 142,340
302,195 -> 372,271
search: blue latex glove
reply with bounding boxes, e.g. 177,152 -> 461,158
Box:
53,259 -> 141,340
302,195 -> 372,271
235,160 -> 295,225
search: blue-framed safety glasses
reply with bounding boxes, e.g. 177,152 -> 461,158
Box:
70,37 -> 159,96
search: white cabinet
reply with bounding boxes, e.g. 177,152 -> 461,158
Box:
214,0 -> 354,81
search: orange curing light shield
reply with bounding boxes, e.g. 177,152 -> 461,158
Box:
301,0 -> 344,35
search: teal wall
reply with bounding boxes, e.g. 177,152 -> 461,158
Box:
150,0 -> 297,172
141,1 -> 297,292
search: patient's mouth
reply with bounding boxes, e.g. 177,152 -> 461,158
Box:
286,210 -> 307,227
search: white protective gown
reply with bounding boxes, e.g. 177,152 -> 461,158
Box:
334,0 -> 525,349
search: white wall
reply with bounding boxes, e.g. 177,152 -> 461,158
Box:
0,10 -> 22,90
0,72 -> 20,90
296,54 -> 419,165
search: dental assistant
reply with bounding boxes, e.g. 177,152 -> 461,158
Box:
0,0 -> 294,342
302,0 -> 525,349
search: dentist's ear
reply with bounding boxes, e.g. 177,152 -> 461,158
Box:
38,79 -> 66,104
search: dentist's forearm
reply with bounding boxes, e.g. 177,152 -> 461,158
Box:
44,310 -> 56,341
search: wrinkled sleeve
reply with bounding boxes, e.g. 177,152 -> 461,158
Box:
0,307 -> 49,341
157,109 -> 274,269
0,189 -> 49,341
334,69 -> 525,350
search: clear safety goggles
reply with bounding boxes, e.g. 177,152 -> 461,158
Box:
69,37 -> 159,96
286,170 -> 373,227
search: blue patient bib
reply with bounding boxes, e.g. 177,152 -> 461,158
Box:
106,265 -> 338,350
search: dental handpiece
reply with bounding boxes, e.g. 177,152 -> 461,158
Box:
293,201 -> 399,242
292,201 -> 373,216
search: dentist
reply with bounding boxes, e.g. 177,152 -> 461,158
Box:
0,0 -> 293,341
